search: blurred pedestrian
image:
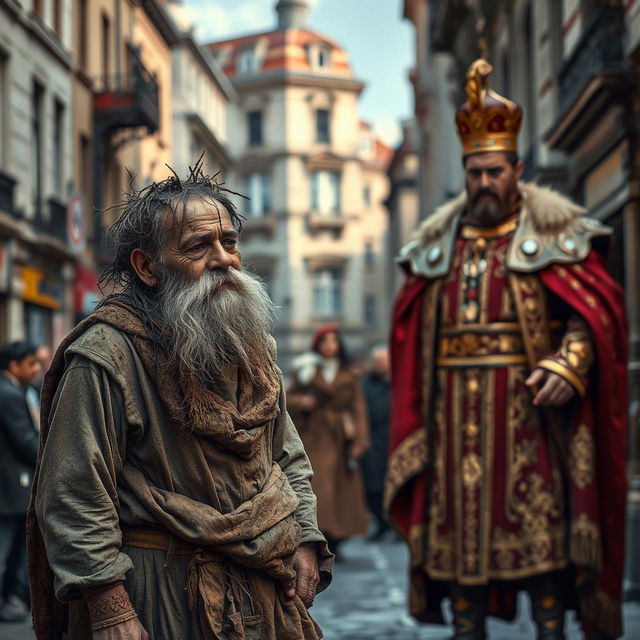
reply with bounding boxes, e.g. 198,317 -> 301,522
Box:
386,59 -> 628,640
25,344 -> 50,429
360,344 -> 391,541
288,326 -> 370,558
0,341 -> 40,622
32,345 -> 51,395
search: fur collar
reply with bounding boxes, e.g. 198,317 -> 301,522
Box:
414,182 -> 586,246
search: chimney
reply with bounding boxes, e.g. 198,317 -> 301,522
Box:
276,0 -> 309,29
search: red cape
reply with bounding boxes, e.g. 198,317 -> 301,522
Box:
386,250 -> 628,636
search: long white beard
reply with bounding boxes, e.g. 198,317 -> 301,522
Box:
155,266 -> 276,386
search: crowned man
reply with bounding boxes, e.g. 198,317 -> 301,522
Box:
384,60 -> 628,640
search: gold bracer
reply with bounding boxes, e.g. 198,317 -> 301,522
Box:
536,315 -> 594,397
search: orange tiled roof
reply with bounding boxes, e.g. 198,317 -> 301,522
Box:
205,28 -> 353,78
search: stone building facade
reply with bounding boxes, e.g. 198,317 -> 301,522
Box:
0,0 -> 75,347
206,0 -> 392,372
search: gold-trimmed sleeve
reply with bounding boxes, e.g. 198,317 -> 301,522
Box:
536,358 -> 587,397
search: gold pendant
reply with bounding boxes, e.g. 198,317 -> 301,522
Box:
464,301 -> 479,322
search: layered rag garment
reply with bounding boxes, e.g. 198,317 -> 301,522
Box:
385,183 -> 628,638
27,298 -> 333,640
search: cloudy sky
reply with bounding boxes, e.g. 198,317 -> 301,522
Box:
180,0 -> 414,147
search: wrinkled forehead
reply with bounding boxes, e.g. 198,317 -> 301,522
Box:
162,197 -> 233,240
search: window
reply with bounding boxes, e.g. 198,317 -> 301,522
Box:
33,0 -> 42,17
31,81 -> 44,214
53,100 -> 65,197
102,13 -> 111,86
364,295 -> 376,326
359,136 -> 372,153
248,111 -> 263,146
309,45 -> 330,69
363,184 -> 371,207
244,173 -> 272,216
78,0 -> 88,70
316,109 -> 329,143
238,48 -> 256,73
311,170 -> 340,215
364,241 -> 374,268
25,303 -> 51,347
313,268 -> 341,317
317,47 -> 329,68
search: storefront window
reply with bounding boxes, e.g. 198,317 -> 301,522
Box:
25,303 -> 52,347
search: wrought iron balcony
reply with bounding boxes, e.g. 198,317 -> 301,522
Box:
557,6 -> 625,116
93,51 -> 160,135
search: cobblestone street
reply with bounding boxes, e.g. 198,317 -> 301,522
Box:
311,538 -> 640,640
2,537 -> 640,640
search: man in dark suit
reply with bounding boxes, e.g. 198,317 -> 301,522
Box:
361,345 -> 391,541
0,341 -> 40,622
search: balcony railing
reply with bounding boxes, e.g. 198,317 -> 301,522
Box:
93,51 -> 160,134
557,6 -> 625,115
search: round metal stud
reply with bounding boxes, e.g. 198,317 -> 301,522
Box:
520,238 -> 540,258
559,235 -> 577,255
427,245 -> 442,264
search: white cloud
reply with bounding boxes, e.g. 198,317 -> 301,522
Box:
182,0 -> 323,42
182,0 -> 279,43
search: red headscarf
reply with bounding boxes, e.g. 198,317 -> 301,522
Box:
312,325 -> 339,351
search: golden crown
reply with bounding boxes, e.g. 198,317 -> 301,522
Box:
455,59 -> 523,157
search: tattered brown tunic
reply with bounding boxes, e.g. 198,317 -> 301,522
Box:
33,319 -> 332,640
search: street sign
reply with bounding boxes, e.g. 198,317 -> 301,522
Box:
67,189 -> 86,254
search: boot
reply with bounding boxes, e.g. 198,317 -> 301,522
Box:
527,573 -> 566,640
449,583 -> 488,640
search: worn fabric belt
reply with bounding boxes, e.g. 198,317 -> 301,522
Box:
121,527 -> 212,558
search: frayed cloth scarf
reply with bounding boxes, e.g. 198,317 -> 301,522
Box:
27,297 -> 310,640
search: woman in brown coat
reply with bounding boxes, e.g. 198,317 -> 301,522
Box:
287,326 -> 370,555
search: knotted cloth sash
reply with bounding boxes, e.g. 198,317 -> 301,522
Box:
122,462 -> 305,640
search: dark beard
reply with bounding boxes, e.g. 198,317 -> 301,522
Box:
153,267 -> 276,387
468,189 -> 508,225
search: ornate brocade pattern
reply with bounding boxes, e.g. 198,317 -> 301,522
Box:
570,424 -> 595,490
424,227 -> 568,584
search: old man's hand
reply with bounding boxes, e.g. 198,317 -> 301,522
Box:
285,543 -> 320,608
93,617 -> 149,639
526,368 -> 576,407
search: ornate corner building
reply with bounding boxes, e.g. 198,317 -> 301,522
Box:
205,0 -> 393,373
402,0 -> 640,603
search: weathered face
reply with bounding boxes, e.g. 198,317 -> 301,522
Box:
464,152 -> 523,224
163,199 -> 241,281
318,332 -> 340,359
10,354 -> 41,386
